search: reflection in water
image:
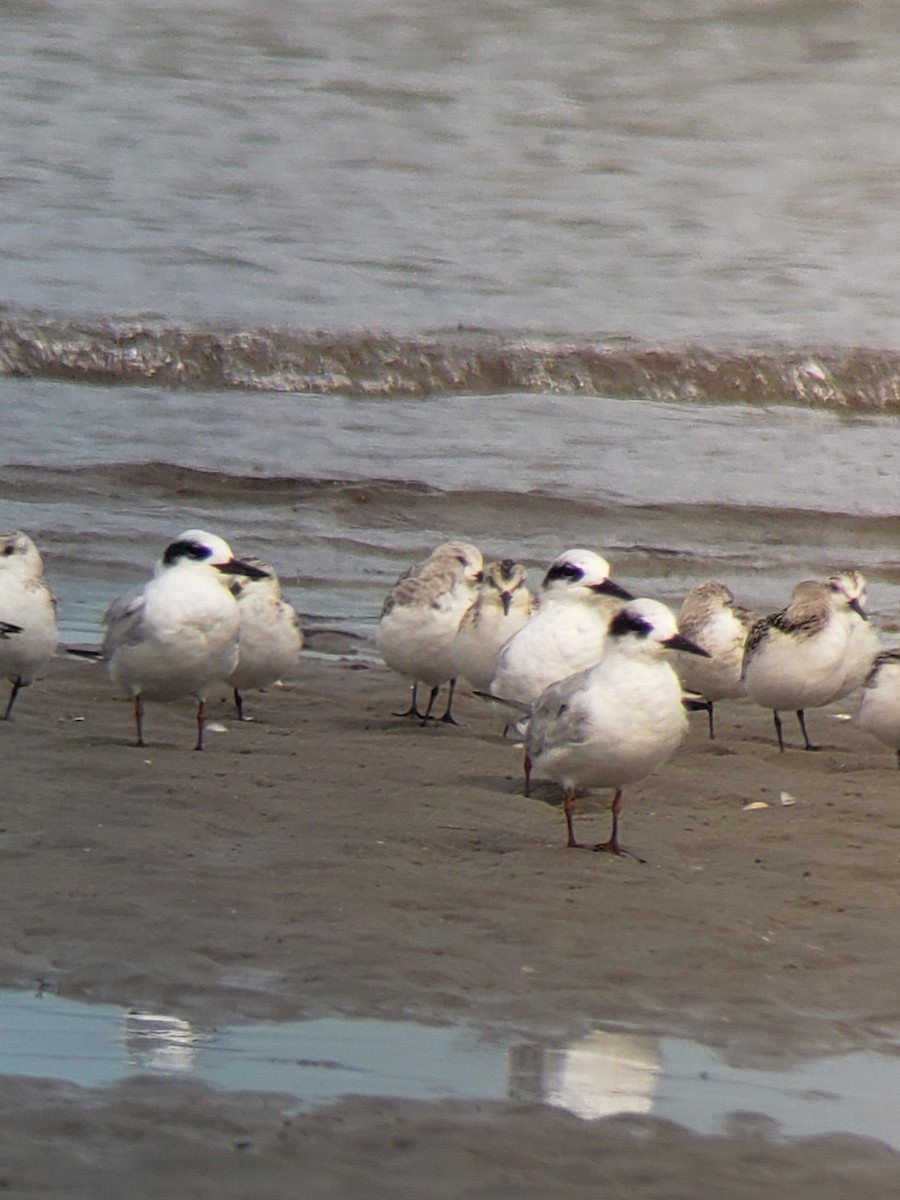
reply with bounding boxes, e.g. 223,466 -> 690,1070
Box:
122,1011 -> 207,1074
509,1032 -> 661,1121
5,991 -> 900,1147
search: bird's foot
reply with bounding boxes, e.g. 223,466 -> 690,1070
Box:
592,840 -> 646,863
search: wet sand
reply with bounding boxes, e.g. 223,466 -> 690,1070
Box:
3,644 -> 900,1195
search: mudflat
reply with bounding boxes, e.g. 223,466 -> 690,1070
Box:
2,646 -> 900,1196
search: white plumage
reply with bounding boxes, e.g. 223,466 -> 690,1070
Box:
375,540 -> 484,724
0,530 -> 58,719
228,557 -> 304,720
674,579 -> 755,739
102,529 -> 267,749
821,570 -> 880,704
489,548 -> 632,708
857,649 -> 900,767
741,577 -> 864,752
452,558 -> 536,692
524,598 -> 708,855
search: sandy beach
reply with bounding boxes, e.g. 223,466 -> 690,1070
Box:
3,639 -> 900,1195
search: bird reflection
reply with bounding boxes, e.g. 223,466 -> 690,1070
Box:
508,1030 -> 661,1120
122,1010 -> 207,1073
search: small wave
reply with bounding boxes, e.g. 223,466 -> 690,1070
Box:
10,461 -> 900,551
3,309 -> 900,410
0,461 -> 442,505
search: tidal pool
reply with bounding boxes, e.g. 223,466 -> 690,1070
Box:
1,990 -> 897,1147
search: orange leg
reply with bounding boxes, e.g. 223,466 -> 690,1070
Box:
593,790 -> 645,861
593,789 -> 625,856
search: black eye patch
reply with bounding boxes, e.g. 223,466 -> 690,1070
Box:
544,561 -> 584,586
163,539 -> 210,565
608,609 -> 652,639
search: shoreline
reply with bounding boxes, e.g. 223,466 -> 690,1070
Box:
4,648 -> 899,1047
3,649 -> 900,1193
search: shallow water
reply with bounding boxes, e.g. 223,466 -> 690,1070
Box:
5,374 -> 900,649
3,2 -> 900,1124
2,1 -> 900,646
5,989 -> 900,1147
3,0 -> 900,345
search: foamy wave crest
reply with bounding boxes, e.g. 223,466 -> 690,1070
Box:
3,309 -> 900,409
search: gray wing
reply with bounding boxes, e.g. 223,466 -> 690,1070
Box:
525,670 -> 594,760
101,589 -> 148,658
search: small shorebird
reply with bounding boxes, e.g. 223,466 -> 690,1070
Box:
675,580 -> 755,739
524,598 -> 708,855
376,540 -> 483,725
489,548 -> 633,708
228,557 -> 304,720
452,558 -> 536,693
741,577 -> 864,752
102,529 -> 267,749
0,530 -> 59,719
856,648 -> 900,767
821,570 -> 880,704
